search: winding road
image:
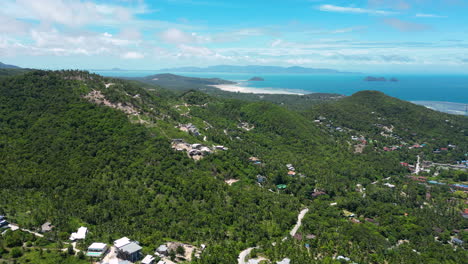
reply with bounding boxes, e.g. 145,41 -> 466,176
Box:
238,208 -> 309,264
414,155 -> 421,175
238,247 -> 258,264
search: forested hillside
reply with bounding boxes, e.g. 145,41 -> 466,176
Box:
0,71 -> 466,264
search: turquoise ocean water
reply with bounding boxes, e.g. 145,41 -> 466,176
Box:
93,70 -> 468,114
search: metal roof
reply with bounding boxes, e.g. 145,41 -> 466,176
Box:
120,242 -> 142,254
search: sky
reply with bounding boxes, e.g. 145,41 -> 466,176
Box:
1,0 -> 467,74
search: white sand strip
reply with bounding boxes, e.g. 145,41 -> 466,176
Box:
209,84 -> 304,95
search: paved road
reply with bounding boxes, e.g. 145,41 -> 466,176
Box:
414,155 -> 421,174
238,247 -> 257,264
8,224 -> 44,238
289,208 -> 309,237
238,208 -> 309,264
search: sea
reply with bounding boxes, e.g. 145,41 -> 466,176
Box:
93,70 -> 468,116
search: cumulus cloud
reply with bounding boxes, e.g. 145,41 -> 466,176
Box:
317,4 -> 396,15
383,18 -> 431,32
4,0 -> 148,28
121,51 -> 144,59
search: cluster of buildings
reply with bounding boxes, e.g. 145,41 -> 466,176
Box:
351,136 -> 367,144
155,242 -> 204,263
238,122 -> 254,131
81,233 -> 205,264
286,164 -> 296,176
171,139 -> 228,160
383,143 -> 429,152
177,123 -> 201,136
171,139 -> 212,160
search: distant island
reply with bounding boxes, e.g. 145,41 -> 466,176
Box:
158,65 -> 358,74
249,76 -> 264,81
364,76 -> 399,82
364,76 -> 386,82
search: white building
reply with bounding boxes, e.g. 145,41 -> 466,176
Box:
69,226 -> 87,241
86,242 -> 108,258
141,255 -> 155,264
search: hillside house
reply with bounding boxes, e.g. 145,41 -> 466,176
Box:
69,226 -> 87,241
86,242 -> 108,258
155,244 -> 168,257
114,237 -> 142,262
249,157 -> 260,162
41,222 -> 54,233
343,210 -> 355,217
452,238 -> 463,245
142,255 -> 156,264
311,191 -> 326,198
0,219 -> 8,228
256,175 -> 266,184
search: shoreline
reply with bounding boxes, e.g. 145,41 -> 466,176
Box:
209,84 -> 304,95
412,101 -> 467,116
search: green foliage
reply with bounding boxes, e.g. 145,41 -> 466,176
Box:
0,71 -> 466,263
10,247 -> 23,258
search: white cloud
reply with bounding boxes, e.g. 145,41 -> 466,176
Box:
317,4 -> 396,15
118,28 -> 143,40
0,15 -> 30,34
160,28 -> 196,44
416,13 -> 446,18
121,51 -> 144,59
3,0 -> 149,28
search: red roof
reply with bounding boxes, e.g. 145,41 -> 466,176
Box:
464,208 -> 468,214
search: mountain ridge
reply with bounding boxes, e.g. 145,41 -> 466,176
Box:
0,62 -> 21,69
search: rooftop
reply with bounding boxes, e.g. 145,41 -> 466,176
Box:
69,226 -> 87,240
114,237 -> 131,248
120,242 -> 142,254
142,255 -> 155,264
88,242 -> 107,251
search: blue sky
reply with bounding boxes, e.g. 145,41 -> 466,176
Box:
1,0 -> 467,73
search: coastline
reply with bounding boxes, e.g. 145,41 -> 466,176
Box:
412,101 -> 467,116
208,84 -> 304,95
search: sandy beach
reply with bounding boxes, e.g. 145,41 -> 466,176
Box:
209,84 -> 304,95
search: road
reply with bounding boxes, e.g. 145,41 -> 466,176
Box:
289,208 -> 309,237
238,208 -> 309,264
238,247 -> 257,264
8,224 -> 44,237
414,155 -> 421,174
